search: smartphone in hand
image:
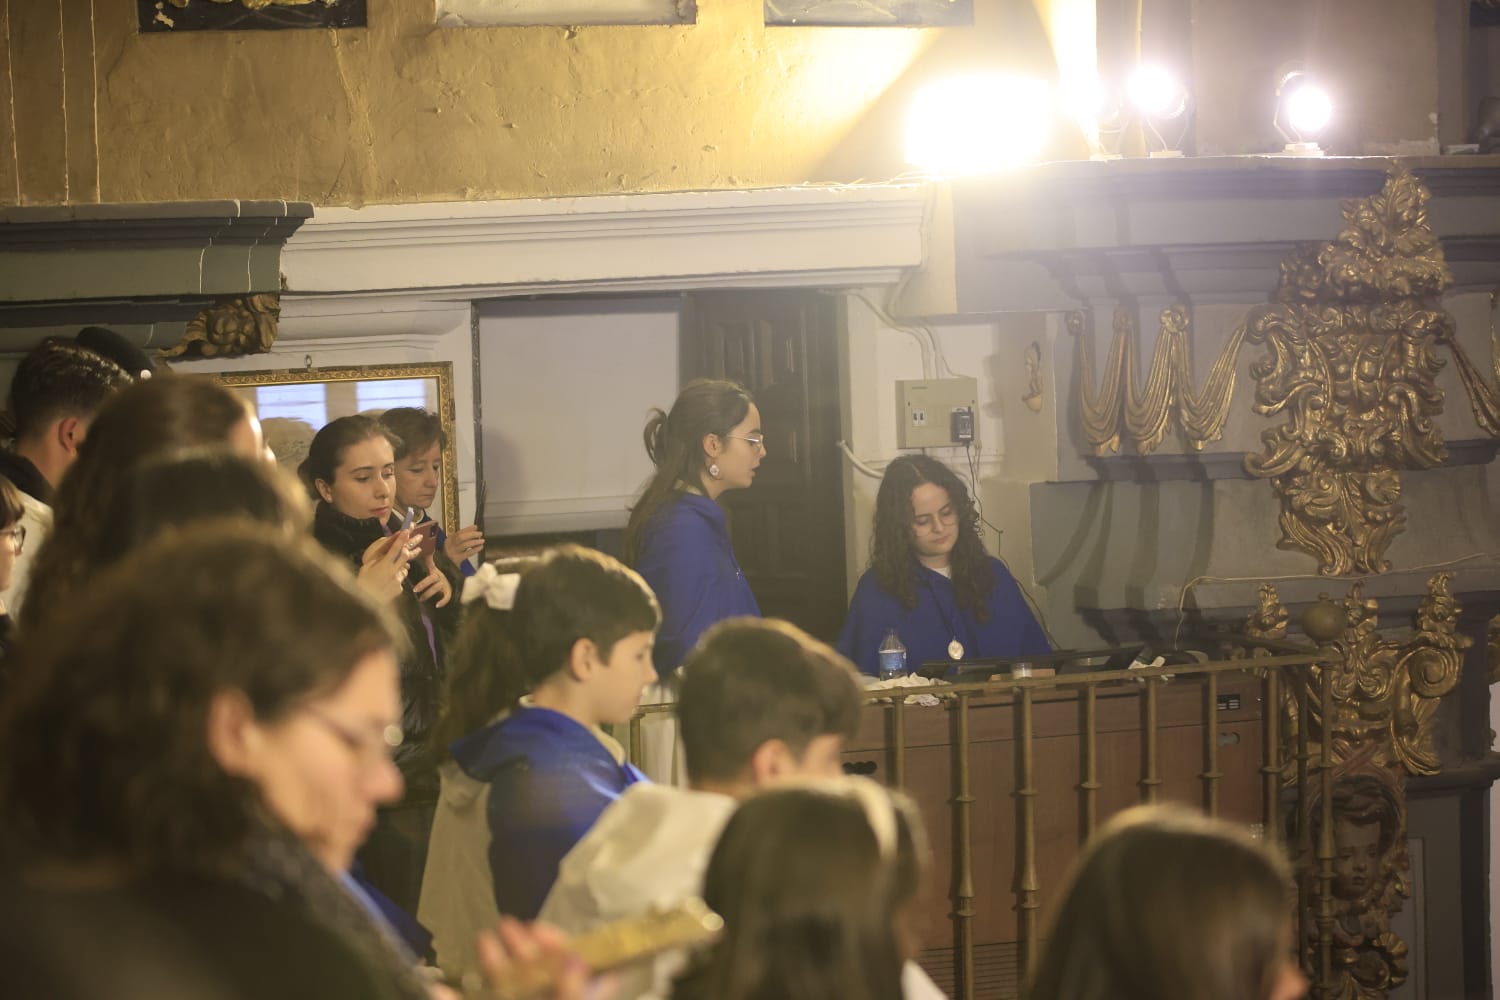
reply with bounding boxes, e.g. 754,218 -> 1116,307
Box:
410,520 -> 440,560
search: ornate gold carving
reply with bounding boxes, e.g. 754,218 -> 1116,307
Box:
1021,342 -> 1043,413
1243,168 -> 1455,576
1261,574 -> 1467,999
1294,573 -> 1470,776
1243,583 -> 1290,646
1306,757 -> 1411,1000
162,293 -> 280,360
1071,302 -> 1243,456
1488,613 -> 1500,686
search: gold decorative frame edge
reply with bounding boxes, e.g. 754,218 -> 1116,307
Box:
215,362 -> 460,532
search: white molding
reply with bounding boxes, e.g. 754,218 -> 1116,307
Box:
485,494 -> 635,535
281,185 -> 932,298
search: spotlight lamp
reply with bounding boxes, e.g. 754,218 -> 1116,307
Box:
1274,72 -> 1333,155
1125,65 -> 1191,156
1064,78 -> 1126,159
904,74 -> 1052,176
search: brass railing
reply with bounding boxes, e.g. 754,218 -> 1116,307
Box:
624,641 -> 1343,1000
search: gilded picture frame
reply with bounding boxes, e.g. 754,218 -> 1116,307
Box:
215,362 -> 460,532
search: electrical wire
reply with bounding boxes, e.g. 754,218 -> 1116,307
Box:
837,439 -> 887,479
1170,550 -> 1500,649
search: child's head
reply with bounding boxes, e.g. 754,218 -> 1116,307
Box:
675,778 -> 924,1000
1025,805 -> 1305,1000
677,617 -> 863,790
439,545 -> 661,733
513,544 -> 660,724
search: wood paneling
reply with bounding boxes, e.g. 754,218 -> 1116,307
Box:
845,673 -> 1266,998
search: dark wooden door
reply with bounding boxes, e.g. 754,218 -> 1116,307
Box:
680,290 -> 847,642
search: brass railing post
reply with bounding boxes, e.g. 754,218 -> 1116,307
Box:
1080,683 -> 1100,842
891,697 -> 907,791
1316,655 -> 1336,997
1139,679 -> 1160,803
950,692 -> 975,1000
1262,669 -> 1282,838
1014,685 -> 1039,978
1202,671 -> 1222,816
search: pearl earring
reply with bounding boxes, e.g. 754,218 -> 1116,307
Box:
708,462 -> 721,479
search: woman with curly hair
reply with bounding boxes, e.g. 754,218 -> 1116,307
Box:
836,455 -> 1048,676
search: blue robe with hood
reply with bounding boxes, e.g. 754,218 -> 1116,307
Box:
836,557 -> 1050,676
451,706 -> 646,920
634,493 -> 761,674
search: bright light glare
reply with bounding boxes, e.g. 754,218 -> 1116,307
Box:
905,75 -> 1052,176
1284,84 -> 1332,135
1127,65 -> 1186,118
1062,77 -> 1120,129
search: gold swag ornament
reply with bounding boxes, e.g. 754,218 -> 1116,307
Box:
1242,167 -> 1454,576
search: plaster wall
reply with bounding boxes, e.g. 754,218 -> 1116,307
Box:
1190,0 -> 1442,156
0,0 -> 1066,207
474,297 -> 680,535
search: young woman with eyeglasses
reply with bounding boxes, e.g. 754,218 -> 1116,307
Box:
836,454 -> 1049,676
624,378 -> 764,678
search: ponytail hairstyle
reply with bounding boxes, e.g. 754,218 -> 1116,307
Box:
869,454 -> 994,620
431,544 -> 660,755
623,378 -> 753,566
429,556 -> 539,762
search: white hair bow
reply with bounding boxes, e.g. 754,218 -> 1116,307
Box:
461,563 -> 520,611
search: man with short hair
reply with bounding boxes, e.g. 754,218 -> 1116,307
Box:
0,337 -> 133,614
539,617 -> 942,1000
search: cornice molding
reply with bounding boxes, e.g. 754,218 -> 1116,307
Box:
281,185 -> 932,297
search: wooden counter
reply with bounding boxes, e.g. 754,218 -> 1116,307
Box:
841,672 -> 1267,997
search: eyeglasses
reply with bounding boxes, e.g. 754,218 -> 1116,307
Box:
912,506 -> 959,533
303,707 -> 403,769
0,524 -> 25,552
726,434 -> 766,451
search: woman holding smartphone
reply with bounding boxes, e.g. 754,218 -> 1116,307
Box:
379,407 -> 483,579
301,414 -> 460,918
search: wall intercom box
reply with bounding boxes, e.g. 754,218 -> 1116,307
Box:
896,377 -> 978,449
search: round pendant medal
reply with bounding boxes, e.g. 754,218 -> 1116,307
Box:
948,639 -> 965,660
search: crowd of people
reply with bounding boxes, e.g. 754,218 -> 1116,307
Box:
0,336 -> 1307,1000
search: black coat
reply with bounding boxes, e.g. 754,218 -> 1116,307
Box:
311,502 -> 461,801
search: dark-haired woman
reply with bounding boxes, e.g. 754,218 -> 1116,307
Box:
21,374 -> 267,630
301,414 -> 460,916
624,378 -> 763,679
379,407 -> 483,578
837,455 -> 1048,676
0,525 -> 417,1000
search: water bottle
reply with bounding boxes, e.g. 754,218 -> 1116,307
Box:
877,629 -> 908,681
